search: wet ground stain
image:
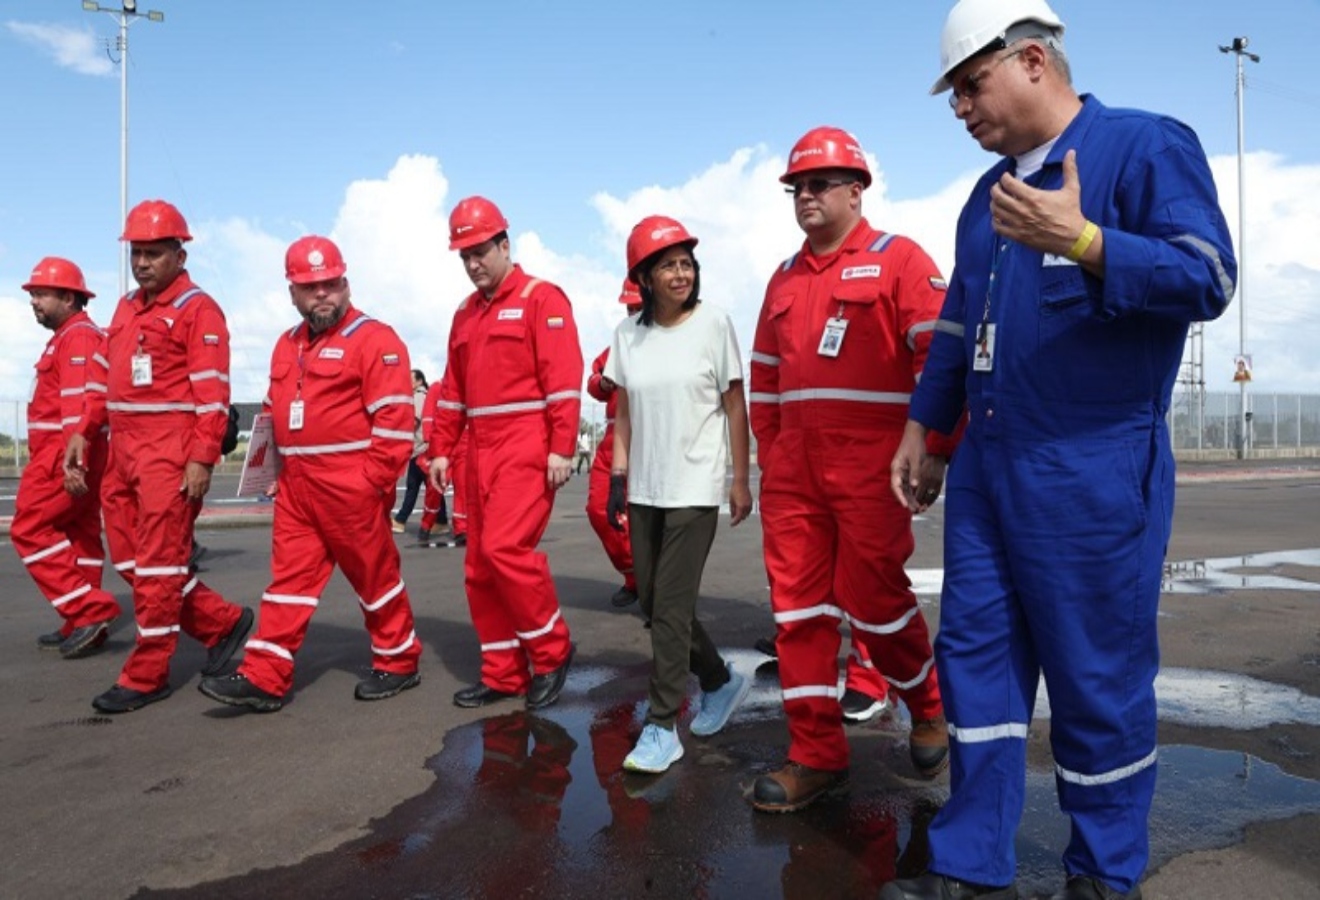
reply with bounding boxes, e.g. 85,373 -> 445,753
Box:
135,651 -> 1320,900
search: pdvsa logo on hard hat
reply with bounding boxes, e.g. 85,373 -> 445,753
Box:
791,148 -> 824,164
651,225 -> 682,241
307,249 -> 326,269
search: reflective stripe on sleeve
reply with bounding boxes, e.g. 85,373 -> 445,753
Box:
366,394 -> 413,414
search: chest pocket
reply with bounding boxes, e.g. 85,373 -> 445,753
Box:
1039,263 -> 1091,315
138,316 -> 183,353
827,282 -> 883,357
306,356 -> 345,379
32,355 -> 55,402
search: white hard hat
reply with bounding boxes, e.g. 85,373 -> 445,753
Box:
931,0 -> 1065,95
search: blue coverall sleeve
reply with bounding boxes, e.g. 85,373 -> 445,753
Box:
1096,119 -> 1237,325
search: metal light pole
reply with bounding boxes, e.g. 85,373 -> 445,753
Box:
1219,36 -> 1259,459
82,0 -> 164,299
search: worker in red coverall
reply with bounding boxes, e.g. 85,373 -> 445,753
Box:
198,236 -> 422,712
65,200 -> 252,714
14,257 -> 120,659
749,127 -> 959,811
584,278 -> 641,609
429,195 -> 582,711
417,378 -> 467,546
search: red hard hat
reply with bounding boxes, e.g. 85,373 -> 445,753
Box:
22,256 -> 95,299
120,199 -> 193,242
285,235 -> 347,284
626,216 -> 699,277
618,277 -> 642,306
780,126 -> 872,188
448,196 -> 509,250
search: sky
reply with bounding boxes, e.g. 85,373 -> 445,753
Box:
3,0 -> 1319,429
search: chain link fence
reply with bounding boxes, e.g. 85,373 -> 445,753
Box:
1170,391 -> 1320,454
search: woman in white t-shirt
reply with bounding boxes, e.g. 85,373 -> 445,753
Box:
603,215 -> 753,774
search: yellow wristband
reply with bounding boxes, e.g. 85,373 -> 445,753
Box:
1066,221 -> 1099,262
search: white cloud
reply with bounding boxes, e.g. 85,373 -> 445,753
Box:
6,21 -> 114,77
1206,152 -> 1320,394
3,147 -> 1318,443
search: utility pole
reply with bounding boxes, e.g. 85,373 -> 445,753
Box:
82,0 -> 164,299
1219,36 -> 1260,459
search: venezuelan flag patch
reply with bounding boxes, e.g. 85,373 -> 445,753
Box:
546,316 -> 565,329
382,353 -> 400,366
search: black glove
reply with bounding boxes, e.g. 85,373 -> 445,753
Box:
607,473 -> 628,531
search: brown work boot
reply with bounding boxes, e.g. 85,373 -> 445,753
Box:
910,715 -> 950,778
751,761 -> 848,813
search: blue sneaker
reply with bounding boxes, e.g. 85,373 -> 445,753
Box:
690,664 -> 751,736
623,723 -> 684,773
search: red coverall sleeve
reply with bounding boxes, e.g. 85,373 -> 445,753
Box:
71,329 -> 110,439
749,283 -> 782,469
429,319 -> 467,461
586,348 -> 611,403
532,286 -> 584,459
185,300 -> 232,465
891,241 -> 962,460
361,330 -> 416,493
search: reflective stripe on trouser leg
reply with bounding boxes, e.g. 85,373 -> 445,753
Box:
761,477 -> 849,771
1016,436 -> 1169,893
10,442 -> 121,627
108,428 -> 239,691
843,638 -> 889,700
465,431 -> 569,691
239,477 -> 337,696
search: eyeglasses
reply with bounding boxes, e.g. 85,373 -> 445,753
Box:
947,46 -> 1025,109
654,258 -> 695,276
785,177 -> 857,197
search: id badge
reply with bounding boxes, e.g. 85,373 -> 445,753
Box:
817,317 -> 848,358
972,323 -> 996,373
289,399 -> 305,431
131,352 -> 153,387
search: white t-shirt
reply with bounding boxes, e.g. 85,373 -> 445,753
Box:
604,302 -> 743,508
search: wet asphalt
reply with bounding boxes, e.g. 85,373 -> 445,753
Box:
1,465 -> 1318,899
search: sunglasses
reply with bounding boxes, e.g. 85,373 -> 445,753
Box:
785,177 -> 857,197
948,45 -> 1026,109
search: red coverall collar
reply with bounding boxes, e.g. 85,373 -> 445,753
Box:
51,308 -> 94,339
479,264 -> 528,309
132,270 -> 194,309
798,218 -> 873,273
296,303 -> 361,346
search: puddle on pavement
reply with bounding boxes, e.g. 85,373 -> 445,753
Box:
137,651 -> 1320,900
1160,547 -> 1320,594
908,547 -> 1320,599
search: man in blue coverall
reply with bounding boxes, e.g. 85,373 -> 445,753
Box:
883,1 -> 1236,899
